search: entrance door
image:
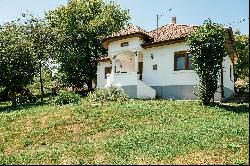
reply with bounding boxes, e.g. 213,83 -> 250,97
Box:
138,62 -> 143,80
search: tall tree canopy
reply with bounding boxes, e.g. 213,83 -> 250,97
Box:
0,22 -> 36,92
0,21 -> 37,105
186,19 -> 227,105
233,30 -> 249,81
24,14 -> 56,101
46,0 -> 130,90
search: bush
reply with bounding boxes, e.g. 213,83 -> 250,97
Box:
54,91 -> 81,105
0,87 -> 9,102
235,80 -> 249,95
87,86 -> 128,104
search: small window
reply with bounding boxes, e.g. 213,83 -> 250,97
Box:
121,42 -> 129,47
153,64 -> 157,70
174,51 -> 193,71
104,66 -> 112,79
230,65 -> 233,81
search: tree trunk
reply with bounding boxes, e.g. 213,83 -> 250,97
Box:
87,80 -> 93,91
39,61 -> 44,102
8,90 -> 17,107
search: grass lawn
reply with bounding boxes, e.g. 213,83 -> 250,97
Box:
0,99 -> 249,165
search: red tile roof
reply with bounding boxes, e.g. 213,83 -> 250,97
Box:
102,24 -> 151,48
102,23 -> 197,48
106,24 -> 150,38
100,23 -> 235,63
146,23 -> 197,45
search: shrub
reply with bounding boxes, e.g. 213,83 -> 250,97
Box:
87,86 -> 128,104
54,90 -> 81,105
186,19 -> 227,105
235,79 -> 249,95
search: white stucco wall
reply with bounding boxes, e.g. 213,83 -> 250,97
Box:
108,37 -> 143,56
222,55 -> 235,94
97,40 -> 235,100
142,42 -> 199,86
96,61 -> 112,88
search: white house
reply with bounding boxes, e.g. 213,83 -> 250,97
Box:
96,17 -> 235,101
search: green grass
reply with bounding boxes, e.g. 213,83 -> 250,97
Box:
0,99 -> 249,165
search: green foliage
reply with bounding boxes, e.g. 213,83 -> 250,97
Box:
87,86 -> 128,103
0,87 -> 9,101
0,21 -> 36,91
54,90 -> 81,105
46,0 -> 130,88
0,100 -> 248,164
233,30 -> 249,81
27,68 -> 53,96
186,19 -> 227,105
22,14 -> 57,101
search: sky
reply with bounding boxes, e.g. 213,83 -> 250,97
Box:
0,0 -> 249,34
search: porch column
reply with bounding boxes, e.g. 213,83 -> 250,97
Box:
112,55 -> 116,74
134,51 -> 138,74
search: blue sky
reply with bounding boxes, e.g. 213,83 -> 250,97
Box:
0,0 -> 249,34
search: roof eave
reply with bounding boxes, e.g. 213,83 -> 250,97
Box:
142,37 -> 186,49
102,32 -> 151,49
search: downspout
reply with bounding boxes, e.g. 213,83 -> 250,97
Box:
220,64 -> 225,101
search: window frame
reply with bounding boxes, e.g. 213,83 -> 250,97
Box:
121,42 -> 129,47
174,51 -> 193,71
230,65 -> 233,81
104,66 -> 112,79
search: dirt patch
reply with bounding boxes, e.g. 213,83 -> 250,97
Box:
64,123 -> 83,134
4,146 -> 17,155
173,151 -> 226,165
172,149 -> 248,165
40,114 -> 72,128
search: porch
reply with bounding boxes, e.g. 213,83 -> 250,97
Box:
105,50 -> 156,99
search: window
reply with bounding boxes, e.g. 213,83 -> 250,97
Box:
174,51 -> 193,71
121,42 -> 129,47
153,64 -> 157,70
104,66 -> 112,79
230,65 -> 233,81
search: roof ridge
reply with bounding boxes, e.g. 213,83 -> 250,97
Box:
150,23 -> 198,32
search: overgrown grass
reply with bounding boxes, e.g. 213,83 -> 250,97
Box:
0,99 -> 249,165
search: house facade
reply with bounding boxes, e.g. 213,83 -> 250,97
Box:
96,18 -> 235,100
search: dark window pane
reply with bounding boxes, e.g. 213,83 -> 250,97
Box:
105,66 -> 112,79
121,42 -> 129,47
176,56 -> 185,70
230,65 -> 232,80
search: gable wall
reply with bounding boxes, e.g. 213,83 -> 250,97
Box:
108,37 -> 143,55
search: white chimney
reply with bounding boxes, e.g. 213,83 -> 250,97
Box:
172,16 -> 176,24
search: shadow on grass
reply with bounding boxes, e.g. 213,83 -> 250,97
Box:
0,101 -> 47,113
209,103 -> 249,114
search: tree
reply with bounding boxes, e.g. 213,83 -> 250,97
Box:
186,19 -> 227,105
233,30 -> 249,81
24,14 -> 55,101
46,0 -> 130,91
0,21 -> 36,105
